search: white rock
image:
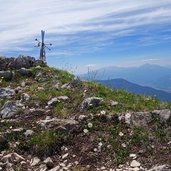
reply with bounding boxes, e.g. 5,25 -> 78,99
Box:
74,161 -> 79,165
121,143 -> 126,148
94,148 -> 98,152
0,101 -> 18,119
12,128 -> 24,132
48,98 -> 58,106
59,163 -> 66,167
67,163 -> 72,168
61,146 -> 68,151
37,87 -> 44,91
111,101 -> 118,106
36,65 -> 41,68
147,165 -> 169,171
63,160 -> 67,163
39,164 -> 47,171
21,81 -> 26,87
43,157 -> 53,165
62,153 -> 69,159
78,115 -> 86,121
129,154 -> 137,159
118,164 -> 123,168
24,130 -> 34,137
49,165 -> 60,171
132,167 -> 140,171
57,96 -> 69,101
13,152 -> 25,161
20,161 -> 27,165
21,93 -> 30,101
98,142 -> 103,147
168,141 -> 171,145
31,157 -> 40,166
130,160 -> 141,167
101,166 -> 106,170
125,113 -> 131,124
80,97 -> 103,110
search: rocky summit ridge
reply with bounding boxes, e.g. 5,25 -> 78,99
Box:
0,56 -> 171,171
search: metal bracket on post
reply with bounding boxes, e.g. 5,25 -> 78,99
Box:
35,30 -> 52,62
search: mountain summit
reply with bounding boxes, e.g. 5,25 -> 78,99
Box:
0,56 -> 171,170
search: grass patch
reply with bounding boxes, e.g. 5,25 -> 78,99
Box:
24,130 -> 71,157
131,127 -> 149,146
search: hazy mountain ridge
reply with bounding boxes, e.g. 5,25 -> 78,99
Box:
80,64 -> 171,93
97,78 -> 171,102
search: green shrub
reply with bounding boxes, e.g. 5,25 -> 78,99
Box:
131,127 -> 149,146
54,103 -> 67,116
36,91 -> 48,103
28,130 -> 61,157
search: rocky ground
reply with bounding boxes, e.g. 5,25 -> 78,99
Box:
0,56 -> 171,171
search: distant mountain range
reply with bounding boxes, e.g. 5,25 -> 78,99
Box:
80,64 -> 171,93
97,78 -> 171,102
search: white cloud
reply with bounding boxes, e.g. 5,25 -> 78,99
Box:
141,58 -> 160,62
86,64 -> 96,68
0,0 -> 171,54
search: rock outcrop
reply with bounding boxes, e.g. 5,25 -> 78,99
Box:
80,97 -> 103,110
0,55 -> 36,70
0,101 -> 19,118
0,88 -> 15,99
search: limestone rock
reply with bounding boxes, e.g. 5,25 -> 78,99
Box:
131,112 -> 152,126
24,130 -> 34,137
80,97 -> 103,110
37,118 -> 78,129
152,110 -> 171,122
7,56 -> 35,70
111,100 -> 119,106
0,101 -> 18,119
17,68 -> 32,77
0,88 -> 15,99
21,93 -> 30,102
147,165 -> 170,171
125,113 -> 132,124
129,154 -> 137,159
39,164 -> 47,171
31,157 -> 40,166
49,165 -> 60,171
57,96 -> 69,101
61,82 -> 71,89
130,160 -> 141,167
62,153 -> 69,159
47,98 -> 59,106
0,71 -> 13,81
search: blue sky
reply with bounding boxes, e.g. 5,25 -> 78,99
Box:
0,0 -> 171,74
